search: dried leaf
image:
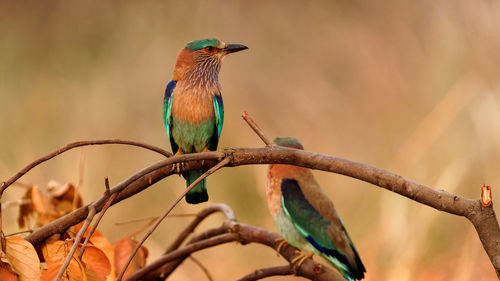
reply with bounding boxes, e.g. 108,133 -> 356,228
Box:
0,266 -> 18,281
114,238 -> 148,279
32,185 -> 49,215
42,240 -> 111,281
72,224 -> 115,280
17,187 -> 34,228
42,252 -> 87,281
48,181 -> 82,208
80,244 -> 111,281
4,236 -> 41,281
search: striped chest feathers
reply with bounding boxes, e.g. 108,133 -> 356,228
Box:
172,82 -> 218,125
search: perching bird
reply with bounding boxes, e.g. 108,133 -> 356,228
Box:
163,38 -> 247,204
266,137 -> 366,280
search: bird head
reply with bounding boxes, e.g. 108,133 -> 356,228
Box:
274,137 -> 304,150
173,38 -> 248,81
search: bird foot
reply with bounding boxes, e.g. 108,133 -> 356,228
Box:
201,147 -> 209,166
291,250 -> 314,271
173,149 -> 184,174
274,237 -> 288,256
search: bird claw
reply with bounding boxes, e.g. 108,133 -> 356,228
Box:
274,237 -> 288,256
291,250 -> 314,271
172,163 -> 180,174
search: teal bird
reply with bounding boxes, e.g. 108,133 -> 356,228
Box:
163,38 -> 247,204
266,137 -> 366,280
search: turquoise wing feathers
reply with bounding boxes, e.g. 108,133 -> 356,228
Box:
280,178 -> 365,280
210,93 -> 224,150
163,80 -> 178,153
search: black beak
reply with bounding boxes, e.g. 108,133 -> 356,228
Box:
223,43 -> 248,54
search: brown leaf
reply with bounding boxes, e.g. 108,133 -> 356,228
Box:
42,240 -> 111,281
42,252 -> 87,281
4,236 -> 41,281
114,238 -> 148,279
32,185 -> 49,215
17,187 -> 34,228
71,224 -> 115,280
80,244 -> 111,281
48,181 -> 83,208
0,266 -> 18,281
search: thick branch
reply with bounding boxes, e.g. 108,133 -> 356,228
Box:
22,146 -> 500,276
126,222 -> 344,281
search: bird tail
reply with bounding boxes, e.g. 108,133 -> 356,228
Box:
185,170 -> 208,204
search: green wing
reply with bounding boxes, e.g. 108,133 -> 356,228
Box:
163,80 -> 178,153
280,178 -> 365,280
209,93 -> 224,150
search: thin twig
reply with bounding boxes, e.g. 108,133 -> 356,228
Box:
114,214 -> 196,226
116,157 -> 231,281
152,204 -> 237,279
55,206 -> 97,281
104,177 -> 111,194
0,139 -> 171,196
125,233 -> 238,281
189,256 -> 214,281
241,111 -> 272,146
1,198 -> 32,210
237,265 -> 293,281
78,192 -> 118,260
5,230 -> 33,237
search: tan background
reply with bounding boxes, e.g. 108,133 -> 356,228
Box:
1,1 -> 499,280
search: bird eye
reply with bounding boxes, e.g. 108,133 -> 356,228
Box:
205,46 -> 214,51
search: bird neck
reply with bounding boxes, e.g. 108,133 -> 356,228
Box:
183,62 -> 221,91
172,48 -> 222,91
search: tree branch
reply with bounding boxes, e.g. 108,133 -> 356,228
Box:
116,158 -> 231,281
237,265 -> 293,281
19,146 -> 499,276
126,221 -> 345,281
0,139 -> 171,196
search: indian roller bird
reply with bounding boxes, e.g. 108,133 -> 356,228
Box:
266,137 -> 366,280
163,38 -> 247,204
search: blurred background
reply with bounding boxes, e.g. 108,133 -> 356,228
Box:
1,0 -> 499,280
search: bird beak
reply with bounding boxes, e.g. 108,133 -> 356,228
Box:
222,43 -> 248,54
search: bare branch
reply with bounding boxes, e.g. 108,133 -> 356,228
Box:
126,221 -> 345,281
116,158 -> 231,281
241,111 -> 272,146
19,144 -> 499,276
151,203 -> 237,279
237,265 -> 293,281
0,139 -> 172,196
189,256 -> 214,281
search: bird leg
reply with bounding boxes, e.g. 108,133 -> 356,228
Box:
291,250 -> 314,270
201,146 -> 209,166
173,148 -> 183,174
274,237 -> 289,256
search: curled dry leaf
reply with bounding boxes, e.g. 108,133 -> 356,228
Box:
114,238 -> 148,279
17,186 -> 35,228
42,240 -> 111,281
0,266 -> 18,281
48,180 -> 83,208
42,251 -> 87,281
73,223 -> 116,280
3,236 -> 41,281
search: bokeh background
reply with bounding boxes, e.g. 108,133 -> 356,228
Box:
1,1 -> 499,280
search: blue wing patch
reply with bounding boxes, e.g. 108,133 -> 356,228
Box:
280,178 -> 362,280
163,80 -> 178,153
209,93 -> 224,150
